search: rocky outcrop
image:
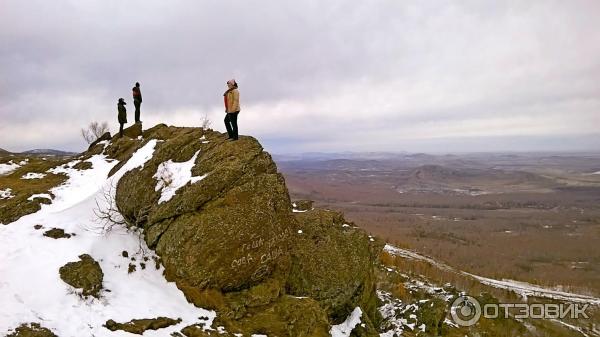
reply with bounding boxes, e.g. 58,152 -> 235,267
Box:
121,123 -> 143,139
43,228 -> 73,239
288,209 -> 383,333
88,131 -> 111,150
104,317 -> 182,334
59,254 -> 103,298
6,323 -> 58,337
101,124 -> 381,336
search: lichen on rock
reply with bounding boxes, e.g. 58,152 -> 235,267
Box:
104,317 -> 182,335
6,323 -> 58,337
43,228 -> 72,239
103,124 -> 383,336
58,254 -> 103,298
288,208 -> 383,332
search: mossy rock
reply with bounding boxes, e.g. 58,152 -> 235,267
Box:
222,295 -> 331,337
102,124 -> 386,335
119,123 -> 143,139
104,317 -> 182,334
287,208 -> 383,328
293,199 -> 314,211
72,161 -> 93,170
59,254 -> 103,298
43,228 -> 71,239
88,131 -> 111,150
180,325 -> 234,337
414,298 -> 447,336
6,323 -> 58,337
114,126 -> 295,293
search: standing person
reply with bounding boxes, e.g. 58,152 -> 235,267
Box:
132,82 -> 142,123
223,79 -> 240,140
117,98 -> 127,137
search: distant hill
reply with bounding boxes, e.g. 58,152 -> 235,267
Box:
20,149 -> 76,156
0,148 -> 10,154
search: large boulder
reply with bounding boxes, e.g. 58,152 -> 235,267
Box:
288,209 -> 383,331
106,124 -> 382,336
115,125 -> 295,293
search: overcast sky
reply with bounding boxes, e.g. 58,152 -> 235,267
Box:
1,0 -> 599,154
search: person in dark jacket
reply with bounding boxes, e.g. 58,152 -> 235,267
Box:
117,98 -> 127,137
223,79 -> 240,140
132,82 -> 142,123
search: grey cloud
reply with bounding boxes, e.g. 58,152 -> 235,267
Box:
1,0 -> 599,153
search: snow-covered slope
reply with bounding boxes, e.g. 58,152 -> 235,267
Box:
0,141 -> 214,336
384,244 -> 600,306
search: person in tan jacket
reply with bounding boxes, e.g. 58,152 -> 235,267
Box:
223,79 -> 240,140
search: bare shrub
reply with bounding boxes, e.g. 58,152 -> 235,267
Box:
81,121 -> 109,144
91,183 -> 127,235
89,182 -> 151,256
200,112 -> 211,130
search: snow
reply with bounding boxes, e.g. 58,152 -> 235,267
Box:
153,150 -> 208,204
466,273 -> 600,305
330,307 -> 362,337
297,230 -> 303,234
0,161 -> 21,175
21,172 -> 47,179
551,319 -> 591,337
1,188 -> 14,199
385,244 -> 600,305
0,139 -> 215,337
27,193 -> 52,201
592,171 -> 600,175
292,209 -> 307,213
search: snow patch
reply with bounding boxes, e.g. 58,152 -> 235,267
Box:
0,188 -> 14,199
0,161 -> 20,175
27,193 -> 52,201
330,307 -> 362,337
21,172 -> 47,179
466,273 -> 600,305
385,244 -> 600,305
153,150 -> 208,204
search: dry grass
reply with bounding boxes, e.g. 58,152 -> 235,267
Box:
0,154 -> 71,224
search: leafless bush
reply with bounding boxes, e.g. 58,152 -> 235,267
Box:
90,182 -> 151,256
200,112 -> 212,130
81,121 -> 109,144
91,183 -> 127,235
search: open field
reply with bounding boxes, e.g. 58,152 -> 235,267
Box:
277,152 -> 600,296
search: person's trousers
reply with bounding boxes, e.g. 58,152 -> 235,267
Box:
134,100 -> 141,123
224,112 -> 239,139
119,123 -> 124,137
